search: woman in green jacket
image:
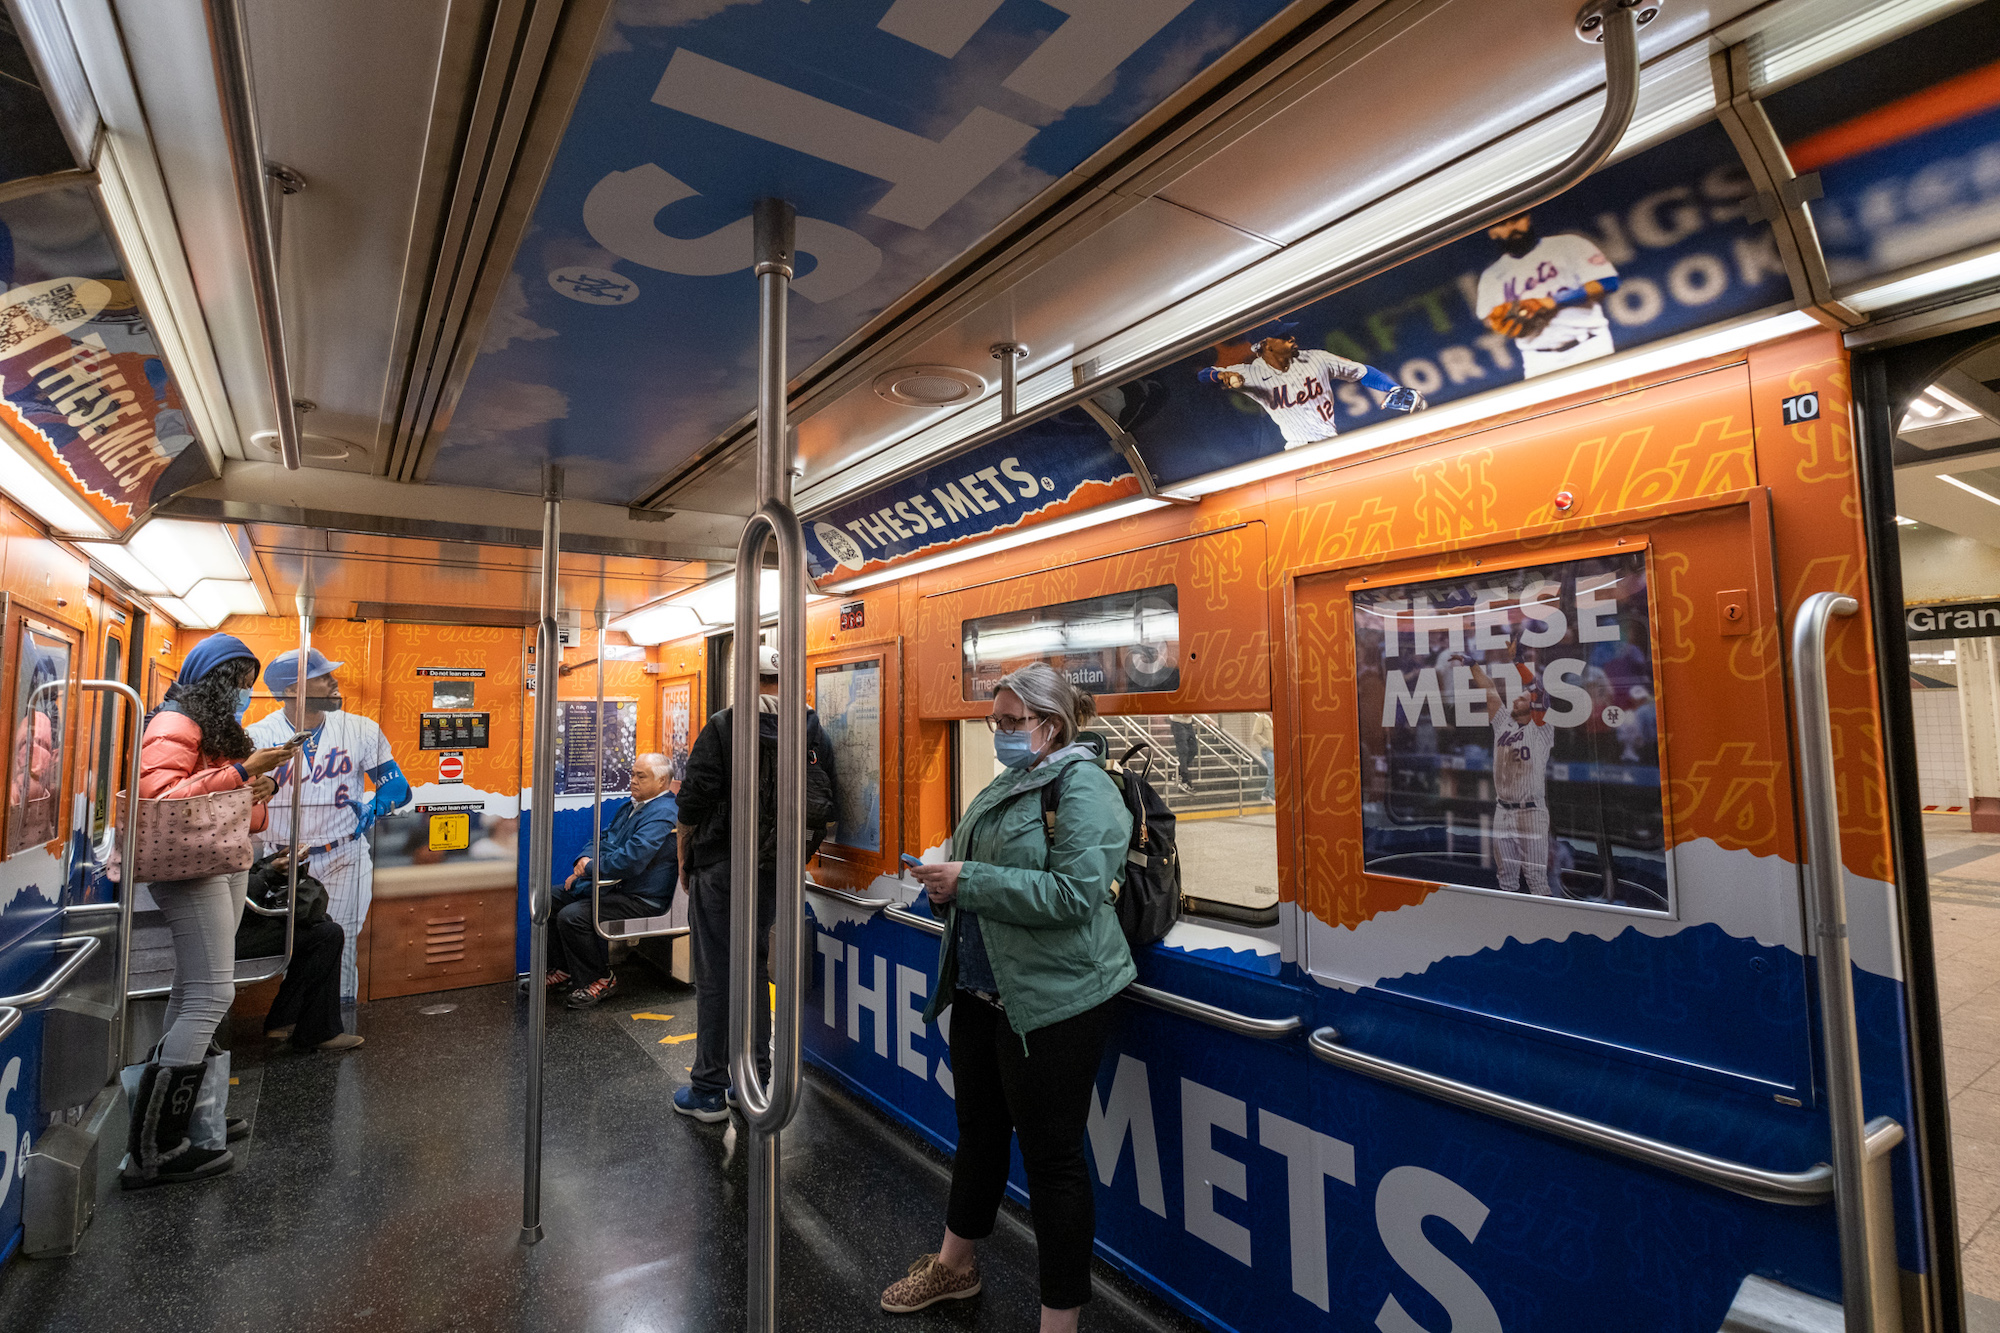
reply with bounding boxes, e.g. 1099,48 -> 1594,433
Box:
880,663 -> 1136,1332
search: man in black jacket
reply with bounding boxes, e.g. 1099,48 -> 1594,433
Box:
672,645 -> 839,1121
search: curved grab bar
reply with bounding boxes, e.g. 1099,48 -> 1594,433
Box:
885,905 -> 945,937
805,880 -> 896,912
242,898 -> 290,918
1310,1027 -> 1848,1205
0,1007 -> 19,1044
0,934 -> 101,1009
1126,983 -> 1300,1038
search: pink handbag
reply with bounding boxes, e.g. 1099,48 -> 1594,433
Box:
134,787 -> 257,882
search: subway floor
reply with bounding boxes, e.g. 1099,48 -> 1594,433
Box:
1924,813 -> 2000,1328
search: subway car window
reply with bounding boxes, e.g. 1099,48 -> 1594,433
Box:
90,631 -> 123,846
955,711 -> 1277,913
9,620 -> 70,855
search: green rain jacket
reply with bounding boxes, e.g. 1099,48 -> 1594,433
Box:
921,742 -> 1137,1037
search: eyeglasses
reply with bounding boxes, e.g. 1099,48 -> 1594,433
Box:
984,712 -> 1039,735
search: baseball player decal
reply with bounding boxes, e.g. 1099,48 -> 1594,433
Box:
249,650 -> 412,999
1475,212 -> 1622,378
1197,319 -> 1426,446
1452,643 -> 1556,897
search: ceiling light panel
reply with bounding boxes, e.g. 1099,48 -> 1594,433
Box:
1737,0 -> 1983,96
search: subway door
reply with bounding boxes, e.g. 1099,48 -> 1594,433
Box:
1290,496 -> 1868,1330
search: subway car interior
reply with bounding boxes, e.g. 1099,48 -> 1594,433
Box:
5,0 -> 2000,1329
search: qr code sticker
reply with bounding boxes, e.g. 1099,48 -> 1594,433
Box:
0,284 -> 86,355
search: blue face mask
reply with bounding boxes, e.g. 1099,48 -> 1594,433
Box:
235,689 -> 253,719
993,722 -> 1044,769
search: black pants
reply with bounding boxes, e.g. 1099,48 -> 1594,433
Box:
262,917 -> 346,1047
689,862 -> 774,1094
550,890 -> 667,987
946,991 -> 1115,1310
1169,721 -> 1198,784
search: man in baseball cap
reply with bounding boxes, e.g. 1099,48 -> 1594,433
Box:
247,648 -> 410,1013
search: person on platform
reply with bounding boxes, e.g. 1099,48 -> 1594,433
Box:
248,649 -> 411,1003
546,752 -> 679,1009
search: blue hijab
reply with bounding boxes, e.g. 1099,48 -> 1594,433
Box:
178,633 -> 259,687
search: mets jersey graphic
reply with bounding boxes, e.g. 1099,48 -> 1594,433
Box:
1491,713 -> 1555,806
1226,348 -> 1371,445
249,709 -> 401,998
1475,234 -> 1619,357
248,711 -> 395,848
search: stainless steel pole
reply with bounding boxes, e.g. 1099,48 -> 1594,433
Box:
80,680 -> 142,1050
992,343 -> 1025,421
590,603 -> 605,930
1791,591 -> 1901,1333
523,465 -> 562,1245
732,197 -> 805,1333
285,594 -> 308,979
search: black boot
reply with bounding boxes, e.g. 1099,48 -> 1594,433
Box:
122,1062 -> 233,1190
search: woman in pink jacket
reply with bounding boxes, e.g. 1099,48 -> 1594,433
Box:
124,634 -> 300,1189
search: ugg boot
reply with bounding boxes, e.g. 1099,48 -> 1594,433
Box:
121,1062 -> 233,1189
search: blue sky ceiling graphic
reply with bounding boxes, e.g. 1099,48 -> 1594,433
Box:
435,0 -> 1296,501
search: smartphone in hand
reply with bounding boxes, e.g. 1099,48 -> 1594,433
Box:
900,853 -> 923,869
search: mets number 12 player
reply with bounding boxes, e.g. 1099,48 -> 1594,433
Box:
248,649 -> 412,1000
1197,319 -> 1425,445
1449,643 -> 1557,897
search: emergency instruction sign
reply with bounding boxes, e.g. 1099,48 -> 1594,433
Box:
420,712 -> 490,749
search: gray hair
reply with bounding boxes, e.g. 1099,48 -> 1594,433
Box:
636,753 -> 672,780
995,662 -> 1098,748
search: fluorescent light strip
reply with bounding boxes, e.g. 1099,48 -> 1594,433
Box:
609,570 -> 831,646
1896,515 -> 1919,525
1162,309 -> 1819,500
1938,474 -> 2000,507
826,497 -> 1171,594
1845,242 -> 2000,313
0,421 -> 115,536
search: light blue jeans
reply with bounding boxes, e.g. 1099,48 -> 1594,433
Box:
151,870 -> 248,1066
1261,747 -> 1275,803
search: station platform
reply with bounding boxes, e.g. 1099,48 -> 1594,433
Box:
0,967 -> 1202,1333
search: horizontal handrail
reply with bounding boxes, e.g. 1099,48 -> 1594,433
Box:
597,917 -> 689,942
1127,982 -> 1300,1038
1310,1027 -> 1846,1205
63,901 -> 123,916
885,904 -> 944,937
0,1007 -> 18,1044
0,935 -> 101,1009
805,880 -> 896,911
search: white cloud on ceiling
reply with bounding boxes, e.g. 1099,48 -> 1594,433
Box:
446,378 -> 569,449
482,272 -> 560,354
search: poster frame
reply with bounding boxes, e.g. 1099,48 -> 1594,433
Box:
1334,533 -> 1681,921
806,643 -> 899,883
658,672 -> 700,786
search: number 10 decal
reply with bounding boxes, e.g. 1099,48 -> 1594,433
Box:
1780,392 -> 1820,424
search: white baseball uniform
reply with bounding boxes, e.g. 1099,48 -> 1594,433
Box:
1475,234 -> 1620,378
1491,711 -> 1557,896
1227,348 -> 1371,445
248,710 -> 396,998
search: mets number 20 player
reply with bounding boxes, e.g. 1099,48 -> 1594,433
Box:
249,649 -> 412,1000
1448,644 -> 1556,897
1197,319 -> 1425,446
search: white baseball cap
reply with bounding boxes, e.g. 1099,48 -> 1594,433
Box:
758,644 -> 780,677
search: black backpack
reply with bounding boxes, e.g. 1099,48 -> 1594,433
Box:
718,708 -> 839,865
1039,743 -> 1180,950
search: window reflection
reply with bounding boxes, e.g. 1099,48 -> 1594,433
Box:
11,621 -> 70,854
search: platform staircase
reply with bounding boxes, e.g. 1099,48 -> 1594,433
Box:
1094,715 -> 1270,816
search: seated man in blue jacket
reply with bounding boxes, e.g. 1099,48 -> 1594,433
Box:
548,752 -> 678,1009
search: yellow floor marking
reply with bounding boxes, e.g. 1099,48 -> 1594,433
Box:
769,982 -> 776,1008
658,1033 -> 697,1044
630,1012 -> 675,1021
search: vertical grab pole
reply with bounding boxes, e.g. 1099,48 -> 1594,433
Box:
81,681 -> 143,1051
1791,591 -> 1900,1333
284,594 -> 310,981
732,197 -> 803,1333
590,604 -> 605,930
522,464 -> 562,1245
